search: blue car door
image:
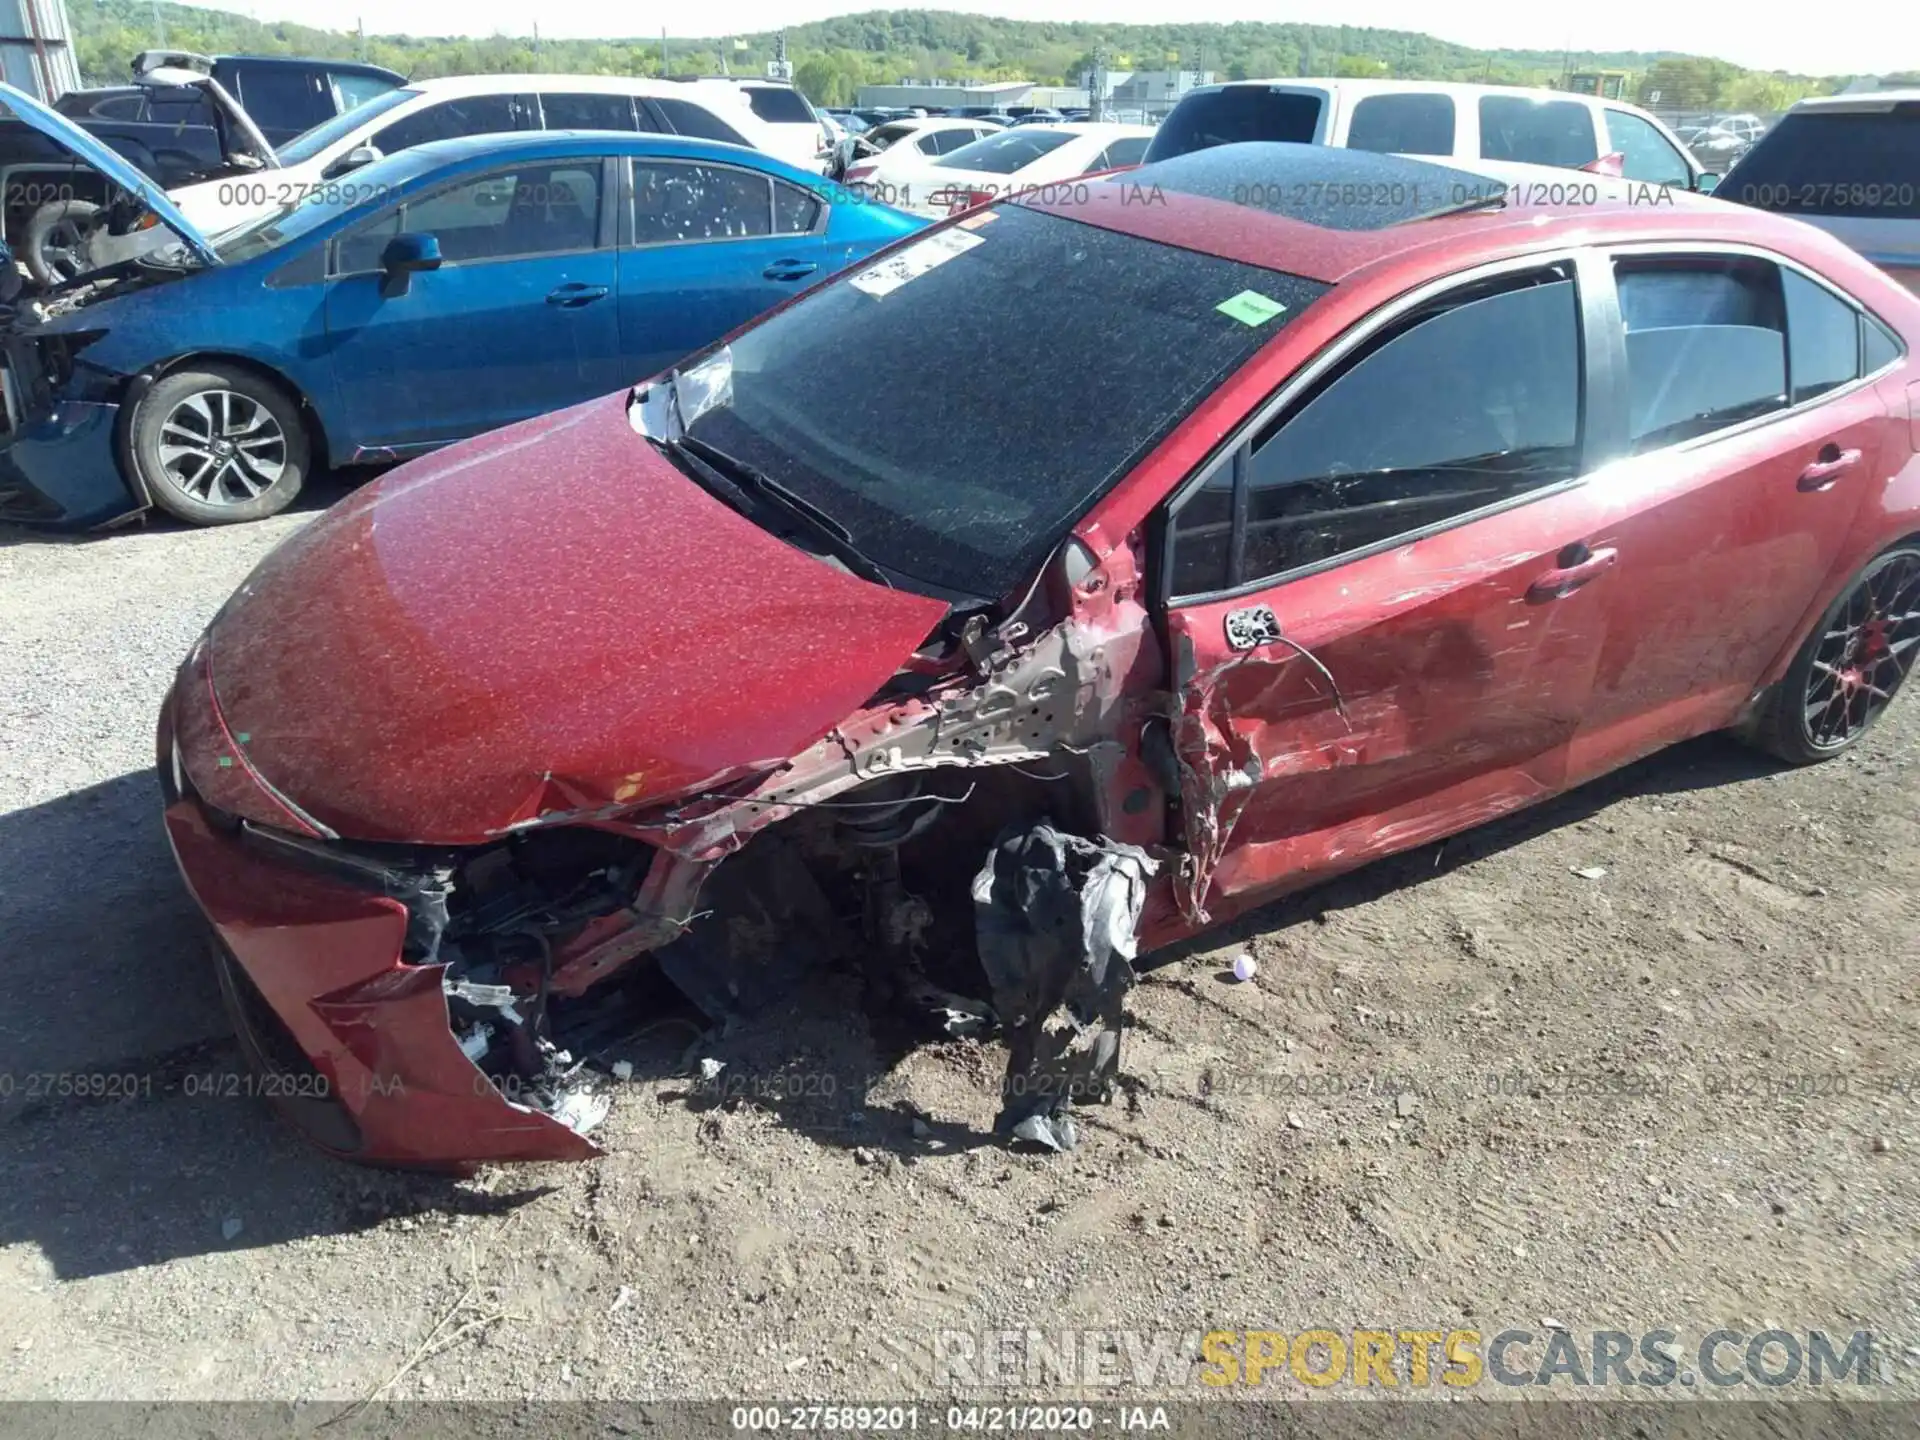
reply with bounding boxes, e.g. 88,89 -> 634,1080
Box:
320,157 -> 623,453
614,156 -> 843,384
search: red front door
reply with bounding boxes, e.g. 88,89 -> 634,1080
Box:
1155,259 -> 1617,920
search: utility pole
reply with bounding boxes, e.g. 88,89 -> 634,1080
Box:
356,16 -> 365,60
1088,44 -> 1107,122
150,0 -> 164,47
660,29 -> 669,76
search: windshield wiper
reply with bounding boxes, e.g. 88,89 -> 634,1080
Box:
670,432 -> 893,588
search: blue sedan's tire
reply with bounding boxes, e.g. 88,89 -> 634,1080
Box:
129,363 -> 309,525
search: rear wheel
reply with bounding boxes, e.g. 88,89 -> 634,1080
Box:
127,363 -> 309,525
23,198 -> 101,287
1745,545 -> 1920,763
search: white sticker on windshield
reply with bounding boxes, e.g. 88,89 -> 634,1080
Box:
848,228 -> 984,299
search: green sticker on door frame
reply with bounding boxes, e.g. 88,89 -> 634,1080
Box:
1216,290 -> 1288,326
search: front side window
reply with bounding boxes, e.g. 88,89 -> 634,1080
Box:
935,129 -> 1073,174
1615,256 -> 1786,451
1479,95 -> 1599,168
676,204 -> 1329,599
631,161 -> 772,244
541,92 -> 638,131
375,94 -> 526,154
335,161 -> 602,271
1346,93 -> 1456,156
1603,110 -> 1691,186
1103,136 -> 1151,169
1168,270 -> 1583,596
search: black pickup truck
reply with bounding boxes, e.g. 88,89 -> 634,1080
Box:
2,51 -> 402,277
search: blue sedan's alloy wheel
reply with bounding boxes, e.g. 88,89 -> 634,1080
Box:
129,363 -> 309,525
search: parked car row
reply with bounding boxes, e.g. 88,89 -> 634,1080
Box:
0,81 -> 920,526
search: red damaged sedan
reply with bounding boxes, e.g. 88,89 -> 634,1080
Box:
159,144 -> 1920,1166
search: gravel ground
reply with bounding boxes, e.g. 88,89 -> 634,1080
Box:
3,499 -> 1919,1411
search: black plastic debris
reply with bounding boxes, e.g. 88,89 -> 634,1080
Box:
971,821 -> 1157,1152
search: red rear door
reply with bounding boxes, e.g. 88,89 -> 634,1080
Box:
1568,250 -> 1886,776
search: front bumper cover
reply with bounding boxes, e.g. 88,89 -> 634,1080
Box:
0,398 -> 139,528
156,690 -> 604,1168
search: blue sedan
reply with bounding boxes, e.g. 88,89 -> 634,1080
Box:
0,93 -> 924,527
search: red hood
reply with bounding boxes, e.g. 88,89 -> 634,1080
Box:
198,392 -> 949,844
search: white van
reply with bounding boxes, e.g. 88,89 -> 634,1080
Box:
169,73 -> 785,236
1142,78 -> 1713,191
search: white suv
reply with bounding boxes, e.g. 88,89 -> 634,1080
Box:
1720,91 -> 1920,295
169,73 -> 785,236
665,77 -> 830,173
1142,78 -> 1710,191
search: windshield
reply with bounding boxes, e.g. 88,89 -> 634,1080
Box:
678,204 -> 1329,599
277,86 -> 416,165
936,128 -> 1075,174
1144,86 -> 1323,163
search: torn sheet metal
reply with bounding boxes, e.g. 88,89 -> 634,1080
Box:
628,346 -> 735,441
971,821 -> 1157,1152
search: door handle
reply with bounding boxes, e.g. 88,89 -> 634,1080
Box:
1527,545 -> 1618,602
1798,445 -> 1862,491
546,283 -> 609,307
762,260 -> 818,281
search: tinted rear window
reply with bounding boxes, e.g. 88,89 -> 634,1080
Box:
936,128 -> 1073,174
677,206 -> 1329,599
747,86 -> 815,124
1722,108 -> 1920,219
1144,87 -> 1323,163
1346,93 -> 1456,156
1478,95 -> 1599,168
654,97 -> 749,147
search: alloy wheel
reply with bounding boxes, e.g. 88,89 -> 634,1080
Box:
155,389 -> 289,506
38,217 -> 89,283
1803,550 -> 1920,750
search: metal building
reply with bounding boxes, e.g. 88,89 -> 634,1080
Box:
0,0 -> 78,101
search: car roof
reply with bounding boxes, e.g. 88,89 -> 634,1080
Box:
1784,89 -> 1920,113
1201,77 -> 1610,102
1029,141 -> 1830,287
220,54 -> 403,80
406,73 -> 748,99
348,129 -> 823,186
1042,121 -> 1155,139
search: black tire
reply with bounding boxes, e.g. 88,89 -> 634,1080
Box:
127,363 -> 309,525
1743,544 -> 1920,764
23,197 -> 101,287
